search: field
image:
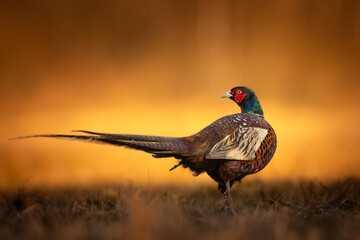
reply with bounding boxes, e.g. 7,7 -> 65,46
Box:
0,179 -> 359,240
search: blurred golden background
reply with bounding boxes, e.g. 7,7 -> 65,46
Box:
1,0 -> 359,189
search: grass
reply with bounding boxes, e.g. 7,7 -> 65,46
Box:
0,179 -> 359,240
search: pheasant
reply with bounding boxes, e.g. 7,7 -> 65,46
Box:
15,86 -> 277,214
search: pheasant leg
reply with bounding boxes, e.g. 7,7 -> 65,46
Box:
218,181 -> 237,215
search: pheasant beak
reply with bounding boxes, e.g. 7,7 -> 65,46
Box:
221,91 -> 232,98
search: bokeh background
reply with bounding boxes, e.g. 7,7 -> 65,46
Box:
1,0 -> 359,189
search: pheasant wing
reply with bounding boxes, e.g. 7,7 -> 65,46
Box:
206,127 -> 268,161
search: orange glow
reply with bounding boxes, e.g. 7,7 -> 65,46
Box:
1,0 -> 359,189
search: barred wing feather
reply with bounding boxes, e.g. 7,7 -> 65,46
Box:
206,127 -> 268,161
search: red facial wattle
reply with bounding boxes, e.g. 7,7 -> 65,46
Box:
234,94 -> 245,103
231,88 -> 247,103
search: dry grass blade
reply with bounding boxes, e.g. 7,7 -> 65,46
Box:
0,179 -> 359,240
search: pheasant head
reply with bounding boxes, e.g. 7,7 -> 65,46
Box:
221,86 -> 264,116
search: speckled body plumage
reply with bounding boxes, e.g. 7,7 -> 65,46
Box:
176,113 -> 276,190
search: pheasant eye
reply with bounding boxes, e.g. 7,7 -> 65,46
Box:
237,90 -> 242,95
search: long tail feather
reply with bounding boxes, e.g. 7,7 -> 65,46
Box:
12,131 -> 191,158
71,130 -> 178,143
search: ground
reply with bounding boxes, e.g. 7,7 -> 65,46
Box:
0,179 -> 359,240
